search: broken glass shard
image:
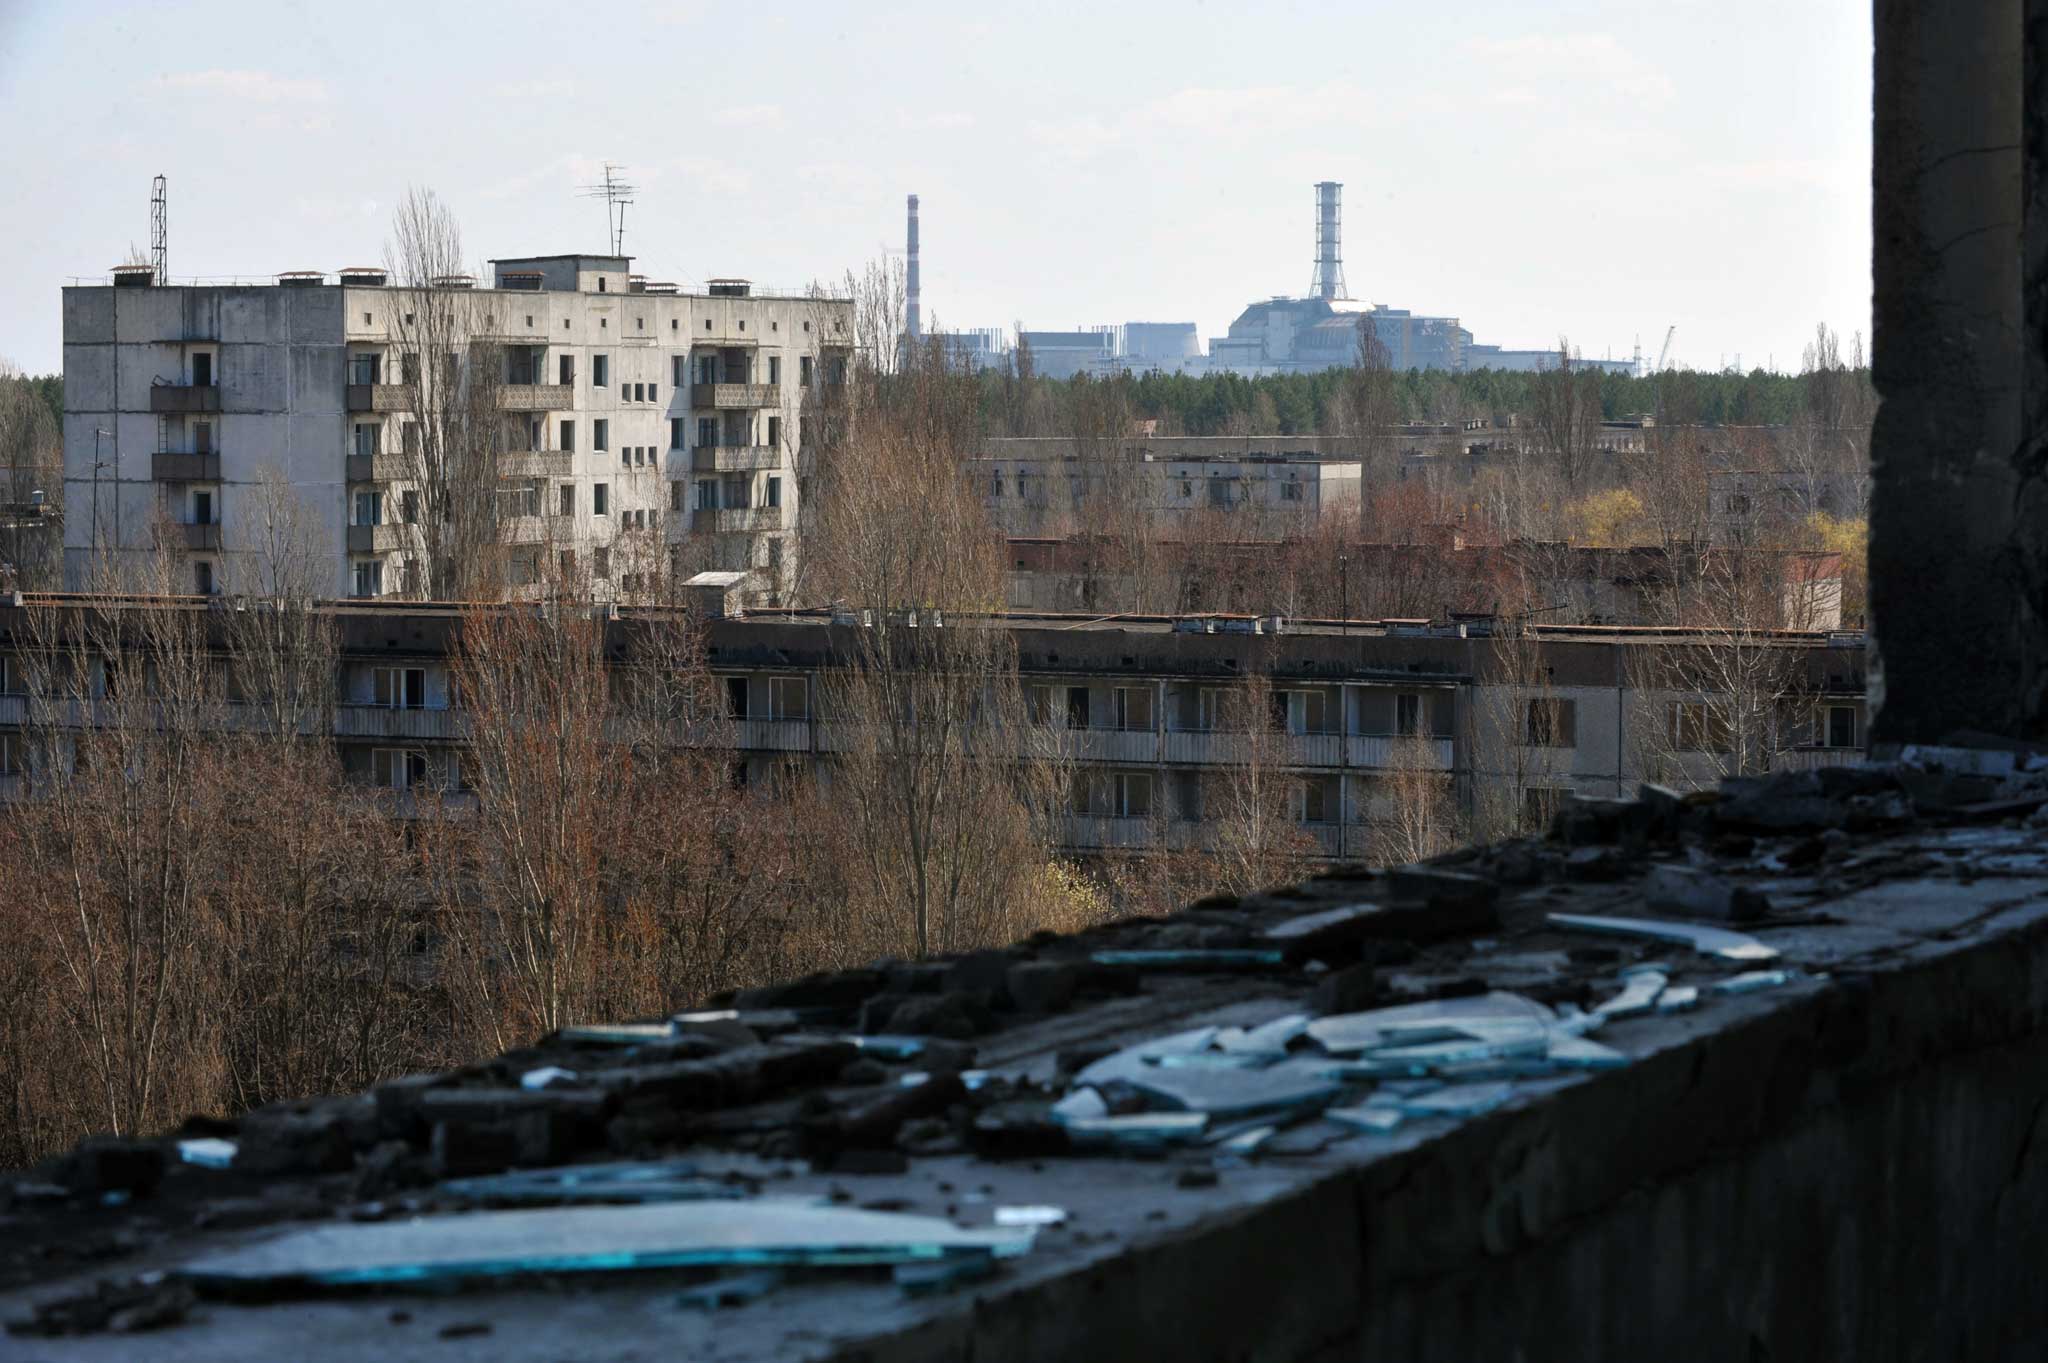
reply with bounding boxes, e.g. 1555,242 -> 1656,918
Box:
1050,1088 -> 1110,1123
1359,1029 -> 1551,1073
1712,969 -> 1800,994
1119,1060 -> 1343,1118
1544,1034 -> 1629,1069
520,1066 -> 578,1091
1325,1103 -> 1407,1133
438,1160 -> 749,1207
1216,1013 -> 1310,1055
848,1035 -> 927,1061
176,1200 -> 1034,1288
677,1269 -> 783,1311
559,1023 -> 676,1045
1306,993 -> 1557,1056
176,1137 -> 237,1169
1072,1026 -> 1222,1087
992,1206 -> 1068,1228
1060,1113 -> 1209,1148
895,1252 -> 999,1296
1090,949 -> 1285,969
1595,970 -> 1668,1018
1394,1081 -> 1515,1118
1547,912 -> 1779,962
1655,985 -> 1701,1013
1213,1123 -> 1277,1155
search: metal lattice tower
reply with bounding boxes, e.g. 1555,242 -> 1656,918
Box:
578,163 -> 638,256
151,174 -> 167,285
1311,180 -> 1347,301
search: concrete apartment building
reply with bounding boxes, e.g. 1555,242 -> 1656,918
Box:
976,446 -> 1362,535
0,598 -> 1866,860
61,256 -> 852,603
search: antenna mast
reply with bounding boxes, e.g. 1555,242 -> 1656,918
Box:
151,174 -> 167,284
578,163 -> 638,256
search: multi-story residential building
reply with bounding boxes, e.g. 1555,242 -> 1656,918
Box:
0,597 -> 1868,858
60,257 -> 852,603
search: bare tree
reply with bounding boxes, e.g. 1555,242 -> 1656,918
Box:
1198,673 -> 1318,894
0,361 -> 63,589
1530,338 -> 1602,500
384,187 -> 507,601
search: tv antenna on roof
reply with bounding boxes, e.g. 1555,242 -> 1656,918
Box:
579,162 -> 637,256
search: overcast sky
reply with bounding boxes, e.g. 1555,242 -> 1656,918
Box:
0,0 -> 1871,376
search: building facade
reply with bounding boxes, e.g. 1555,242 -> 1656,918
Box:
0,599 -> 1868,860
975,450 -> 1362,536
61,257 -> 852,604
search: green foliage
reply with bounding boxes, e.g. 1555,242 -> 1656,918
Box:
968,363 -> 1836,438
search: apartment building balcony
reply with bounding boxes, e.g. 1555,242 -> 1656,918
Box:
497,384 -> 574,412
692,445 -> 782,473
345,384 -> 410,414
152,452 -> 220,481
1071,728 -> 1160,764
332,705 -> 467,742
346,523 -> 409,553
691,383 -> 779,410
149,384 -> 220,415
345,452 -> 410,483
692,506 -> 785,534
501,515 -> 545,545
730,718 -> 813,752
1348,734 -> 1455,770
497,449 -> 574,478
177,521 -> 221,551
1062,815 -> 1157,851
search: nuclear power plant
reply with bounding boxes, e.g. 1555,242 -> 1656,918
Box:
913,182 -> 1638,378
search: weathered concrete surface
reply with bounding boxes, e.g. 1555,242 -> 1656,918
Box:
1870,0 -> 2046,742
7,806 -> 2048,1362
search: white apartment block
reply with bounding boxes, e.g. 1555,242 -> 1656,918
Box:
61,255 -> 852,602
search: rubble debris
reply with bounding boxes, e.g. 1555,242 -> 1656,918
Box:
1547,911 -> 1781,962
1088,948 -> 1286,970
438,1321 -> 493,1339
1712,969 -> 1807,994
992,1205 -> 1068,1228
58,1139 -> 167,1199
1594,970 -> 1668,1019
559,1023 -> 675,1045
1644,864 -> 1769,923
1060,1113 -> 1210,1149
894,1253 -> 999,1296
1174,1166 -> 1220,1189
1656,985 -> 1702,1014
6,1275 -> 196,1337
176,1200 -> 1035,1292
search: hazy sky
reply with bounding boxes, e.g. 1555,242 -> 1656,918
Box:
0,0 -> 1871,376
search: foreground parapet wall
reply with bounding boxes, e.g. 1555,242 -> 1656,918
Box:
5,758 -> 2048,1360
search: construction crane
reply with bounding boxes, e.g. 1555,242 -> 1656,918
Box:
1655,325 -> 1676,373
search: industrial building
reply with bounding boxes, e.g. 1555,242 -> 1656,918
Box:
973,447 -> 1362,536
61,255 -> 853,603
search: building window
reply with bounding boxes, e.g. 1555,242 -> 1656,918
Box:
633,382 -> 644,402
766,476 -> 782,508
372,748 -> 428,789
353,490 -> 381,526
673,356 -> 686,386
1524,697 -> 1577,748
621,445 -> 631,467
1067,686 -> 1090,729
671,481 -> 685,511
697,479 -> 717,510
559,549 -> 576,579
594,483 -> 609,516
698,417 -> 716,447
559,354 -> 575,384
671,418 -> 684,449
1114,685 -> 1153,732
191,488 -> 215,526
1282,480 -> 1304,502
374,667 -> 426,709
594,418 -> 608,451
768,355 -> 781,386
561,420 -> 576,453
770,677 -> 808,720
353,560 -> 383,598
353,424 -> 378,458
593,354 -> 609,387
593,547 -> 610,579
1670,701 -> 1730,753
800,355 -> 814,386
1826,704 -> 1859,749
194,560 -> 214,595
648,384 -> 657,405
193,421 -> 214,455
560,483 -> 575,517
1396,693 -> 1422,736
400,489 -> 419,524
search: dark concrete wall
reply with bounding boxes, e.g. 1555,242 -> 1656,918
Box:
1870,0 -> 2044,742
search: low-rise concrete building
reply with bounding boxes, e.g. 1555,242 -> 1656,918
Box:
976,450 -> 1362,536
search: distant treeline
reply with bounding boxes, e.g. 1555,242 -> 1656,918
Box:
965,364 -> 1865,438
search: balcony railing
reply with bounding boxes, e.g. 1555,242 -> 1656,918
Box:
692,506 -> 786,534
497,449 -> 574,478
1773,746 -> 1864,772
177,522 -> 221,551
1062,815 -> 1157,850
333,705 -> 467,741
1071,728 -> 1161,764
1347,734 -> 1455,770
149,384 -> 220,414
345,384 -> 410,413
153,452 -> 220,481
730,718 -> 813,752
691,383 -> 779,409
346,523 -> 409,553
692,445 -> 782,473
498,384 -> 574,412
346,452 -> 410,483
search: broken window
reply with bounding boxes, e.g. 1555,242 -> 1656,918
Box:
1524,697 -> 1577,747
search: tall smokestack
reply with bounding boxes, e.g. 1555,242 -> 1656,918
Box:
906,193 -> 922,339
1311,181 -> 1346,301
